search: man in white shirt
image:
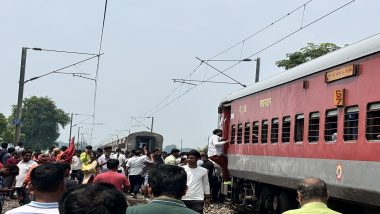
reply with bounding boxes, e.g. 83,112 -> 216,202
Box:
98,146 -> 112,173
110,148 -> 126,173
6,163 -> 65,214
182,150 -> 210,213
208,129 -> 231,184
70,152 -> 83,184
126,149 -> 147,198
15,150 -> 38,205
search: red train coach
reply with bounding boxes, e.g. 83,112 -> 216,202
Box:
219,34 -> 380,213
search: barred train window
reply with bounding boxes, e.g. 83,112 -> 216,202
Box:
282,116 -> 291,143
344,106 -> 359,141
295,114 -> 304,142
237,123 -> 243,144
308,112 -> 320,142
325,109 -> 338,142
230,125 -> 236,144
244,122 -> 250,144
366,102 -> 380,141
271,118 -> 279,143
252,121 -> 259,144
261,120 -> 268,144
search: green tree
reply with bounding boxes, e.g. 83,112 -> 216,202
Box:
0,113 -> 7,135
12,96 -> 70,150
276,43 -> 341,70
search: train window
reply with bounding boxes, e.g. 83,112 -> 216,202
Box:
344,106 -> 359,141
366,102 -> 380,141
271,118 -> 279,143
308,112 -> 320,142
282,116 -> 291,143
261,120 -> 268,144
231,125 -> 236,144
244,122 -> 250,144
325,109 -> 338,142
294,114 -> 304,142
237,123 -> 243,144
252,121 -> 259,144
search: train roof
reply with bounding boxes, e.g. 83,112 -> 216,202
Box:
221,33 -> 380,104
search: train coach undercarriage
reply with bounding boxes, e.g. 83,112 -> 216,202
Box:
226,177 -> 298,213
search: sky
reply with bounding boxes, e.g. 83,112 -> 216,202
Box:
1,0 -> 379,149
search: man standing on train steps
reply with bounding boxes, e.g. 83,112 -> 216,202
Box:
208,129 -> 231,184
283,177 -> 341,214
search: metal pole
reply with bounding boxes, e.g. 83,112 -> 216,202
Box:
180,139 -> 183,152
255,57 -> 261,83
14,47 -> 28,144
69,113 -> 73,143
77,127 -> 80,149
150,117 -> 154,132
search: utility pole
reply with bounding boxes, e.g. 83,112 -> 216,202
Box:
14,47 -> 28,144
69,113 -> 73,143
150,117 -> 154,132
255,57 -> 261,83
77,127 -> 81,149
180,139 -> 183,152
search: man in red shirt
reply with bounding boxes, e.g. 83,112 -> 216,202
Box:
93,159 -> 129,192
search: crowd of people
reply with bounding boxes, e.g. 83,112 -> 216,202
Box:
0,129 -> 342,214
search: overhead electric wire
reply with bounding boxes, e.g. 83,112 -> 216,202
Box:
140,0 -> 356,118
90,0 -> 108,145
209,0 -> 313,60
138,0 -> 314,120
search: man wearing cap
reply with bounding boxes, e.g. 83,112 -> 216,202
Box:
164,148 -> 180,165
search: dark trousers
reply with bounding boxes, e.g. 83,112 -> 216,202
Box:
209,176 -> 221,201
15,187 -> 30,205
129,175 -> 143,195
183,200 -> 204,213
210,155 -> 230,181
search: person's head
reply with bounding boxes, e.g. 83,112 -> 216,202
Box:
296,177 -> 329,205
8,147 -> 16,154
116,148 -> 121,153
34,148 -> 42,156
85,145 -> 93,154
170,148 -> 180,158
153,148 -> 161,156
38,154 -> 52,164
104,146 -> 112,158
187,150 -> 201,167
148,165 -> 187,199
162,151 -> 168,159
0,164 -> 19,176
21,149 -> 33,162
200,153 -> 209,162
60,162 -> 71,177
59,183 -> 127,214
61,146 -> 68,152
30,163 -> 65,200
134,149 -> 141,156
1,142 -> 8,149
49,145 -> 57,152
106,159 -> 119,170
213,128 -> 223,137
17,141 -> 24,147
53,148 -> 61,155
90,151 -> 97,161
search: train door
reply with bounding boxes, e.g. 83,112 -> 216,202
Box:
219,104 -> 231,150
136,136 -> 156,151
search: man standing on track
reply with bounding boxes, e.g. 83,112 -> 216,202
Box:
181,150 -> 210,213
208,129 -> 231,184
